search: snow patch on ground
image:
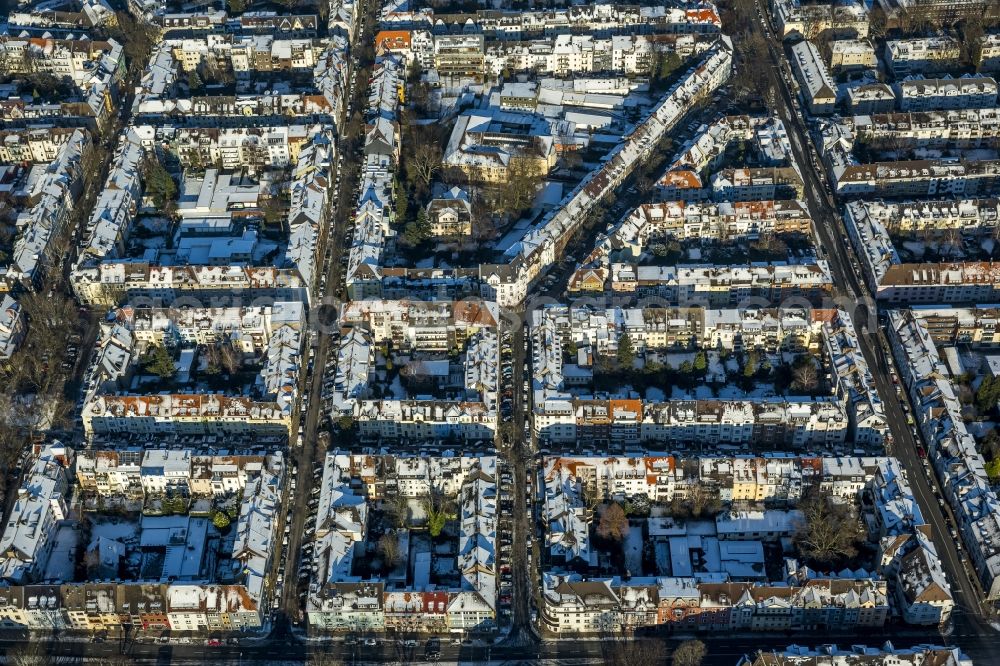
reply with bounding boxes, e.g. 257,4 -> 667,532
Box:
624,522 -> 643,575
42,523 -> 78,581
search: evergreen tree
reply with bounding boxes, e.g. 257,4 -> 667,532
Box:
144,345 -> 176,379
616,333 -> 635,367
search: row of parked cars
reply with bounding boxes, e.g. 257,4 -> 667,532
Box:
497,460 -> 515,615
499,330 -> 514,423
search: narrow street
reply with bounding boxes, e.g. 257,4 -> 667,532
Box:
274,0 -> 379,632
744,0 -> 996,647
504,314 -> 535,642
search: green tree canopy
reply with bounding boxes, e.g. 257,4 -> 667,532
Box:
616,333 -> 635,367
144,345 -> 176,379
212,510 -> 231,530
144,161 -> 178,209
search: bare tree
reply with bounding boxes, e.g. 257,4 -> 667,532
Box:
377,531 -> 401,569
496,152 -> 543,218
407,140 -> 442,192
794,490 -> 864,567
792,362 -> 819,393
672,639 -> 707,666
606,638 -> 667,666
308,654 -> 344,666
384,493 -> 409,528
580,482 -> 603,511
219,336 -> 242,375
6,642 -> 51,666
686,484 -> 722,518
596,502 -> 629,542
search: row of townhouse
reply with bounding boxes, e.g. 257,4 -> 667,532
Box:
339,299 -> 499,352
130,35 -> 346,127
655,116 -> 796,196
543,454 -> 890,509
585,198 -> 812,261
0,444 -> 72,584
340,37 -> 732,306
7,0 -> 115,29
544,455 -> 950,625
0,37 -> 121,88
663,116 -> 794,182
883,38 -> 961,79
168,35 -> 323,74
769,0 -> 869,41
0,98 -> 110,129
0,127 -> 84,163
867,460 -> 955,625
379,29 -> 714,79
821,309 -> 888,446
2,128 -> 89,290
740,644 -> 972,665
659,166 -> 805,203
344,55 -> 401,300
354,399 -> 495,443
533,397 -> 850,447
818,120 -> 1000,199
130,24 -> 349,126
531,304 -> 829,361
541,574 -> 888,634
79,302 -> 304,438
134,93 -> 337,126
307,454 -> 497,632
0,583 -> 261,633
76,449 -> 283,500
843,198 -> 1000,304
70,129 -> 331,307
895,76 -> 998,112
904,305 -> 1000,346
889,310 -> 1000,600
479,38 -> 734,307
0,455 -> 281,627
137,5 -> 319,38
850,108 -> 1000,150
0,295 -> 27,362
378,4 -> 722,39
482,33 -> 711,79
571,261 -> 833,307
0,37 -> 124,133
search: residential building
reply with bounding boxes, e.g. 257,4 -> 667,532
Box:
884,38 -> 961,77
0,445 -> 72,584
790,41 -> 838,115
895,75 -> 998,112
0,296 -> 26,362
740,644 -> 972,666
827,39 -> 875,72
426,187 -> 473,237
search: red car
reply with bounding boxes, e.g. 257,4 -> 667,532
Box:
206,639 -> 221,647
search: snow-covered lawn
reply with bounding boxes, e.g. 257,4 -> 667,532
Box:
42,523 -> 78,581
623,522 -> 643,574
89,516 -> 141,548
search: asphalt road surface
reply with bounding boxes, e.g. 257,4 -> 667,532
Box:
746,0 -> 996,650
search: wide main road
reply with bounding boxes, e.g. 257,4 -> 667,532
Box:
10,624 -> 996,664
745,0 -> 995,648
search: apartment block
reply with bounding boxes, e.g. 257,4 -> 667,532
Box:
895,75 -> 998,112
884,38 -> 961,78
827,39 -> 875,72
307,454 -> 497,633
790,41 -> 838,115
